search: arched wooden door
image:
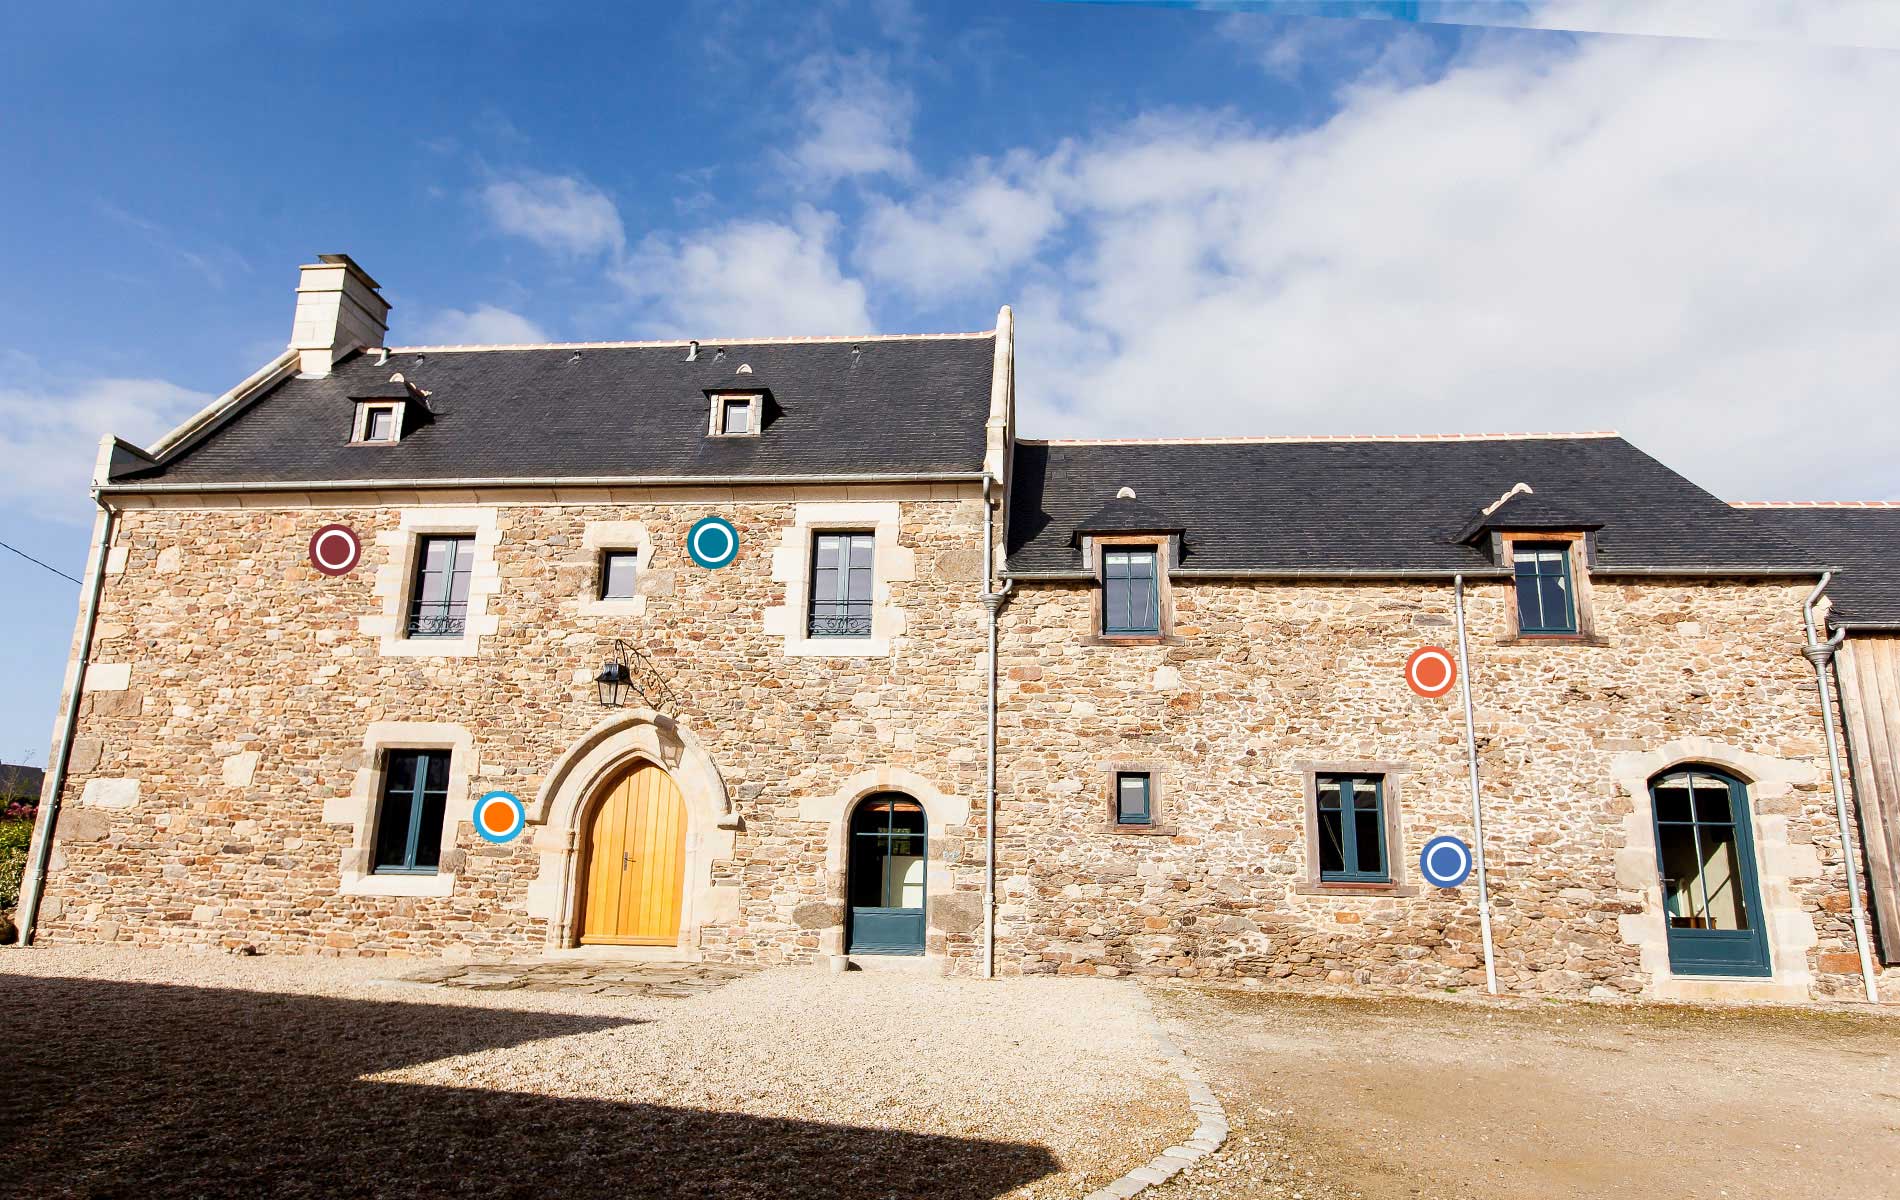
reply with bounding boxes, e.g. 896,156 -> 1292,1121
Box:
579,762 -> 687,946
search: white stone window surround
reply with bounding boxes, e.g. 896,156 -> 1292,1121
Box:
764,502 -> 914,658
707,391 -> 763,437
576,520 -> 654,619
1610,737 -> 1823,1003
325,721 -> 476,899
350,400 -> 404,444
359,506 -> 502,658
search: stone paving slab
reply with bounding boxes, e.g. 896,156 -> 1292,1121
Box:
385,960 -> 753,997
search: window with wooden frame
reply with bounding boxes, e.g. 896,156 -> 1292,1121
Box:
1512,541 -> 1578,635
599,550 -> 640,600
808,531 -> 874,638
373,749 -> 450,875
407,535 -> 475,638
1102,545 -> 1162,637
1315,774 -> 1388,883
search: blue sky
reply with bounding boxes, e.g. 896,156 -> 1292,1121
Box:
3,1 -> 1898,762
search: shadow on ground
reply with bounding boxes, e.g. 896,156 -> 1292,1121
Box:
6,972 -> 1059,1199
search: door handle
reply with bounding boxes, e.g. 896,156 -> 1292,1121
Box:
622,851 -> 631,870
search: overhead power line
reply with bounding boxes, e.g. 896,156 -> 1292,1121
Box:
0,539 -> 83,585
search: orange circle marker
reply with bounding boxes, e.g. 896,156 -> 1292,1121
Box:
1405,646 -> 1457,698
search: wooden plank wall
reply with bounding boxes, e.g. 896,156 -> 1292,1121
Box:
1835,635 -> 1900,964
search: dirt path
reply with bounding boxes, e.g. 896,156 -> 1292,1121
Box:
1148,986 -> 1900,1200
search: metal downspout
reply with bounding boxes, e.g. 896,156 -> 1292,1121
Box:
1452,575 -> 1500,994
16,495 -> 116,945
980,476 -> 1012,979
1803,574 -> 1880,1003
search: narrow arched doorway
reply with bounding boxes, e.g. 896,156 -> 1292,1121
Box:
578,761 -> 687,946
847,793 -> 926,955
1650,766 -> 1771,978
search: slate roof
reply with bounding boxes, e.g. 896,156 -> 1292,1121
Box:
1743,505 -> 1900,629
1006,436 -> 1826,577
116,335 -> 997,486
1072,494 -> 1185,540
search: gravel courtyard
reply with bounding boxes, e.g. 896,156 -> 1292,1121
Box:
4,948 -> 1186,1199
1145,985 -> 1900,1200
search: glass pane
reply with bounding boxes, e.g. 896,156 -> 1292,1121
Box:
1539,577 -> 1572,629
1104,551 -> 1132,578
813,566 -> 841,605
848,536 -> 875,568
385,751 -> 419,796
423,751 -> 450,794
1354,807 -> 1385,876
1692,778 -> 1733,824
1318,808 -> 1345,874
1118,775 -> 1150,823
1316,779 -> 1343,810
1127,551 -> 1156,579
1657,822 -> 1700,924
1654,780 -> 1693,823
449,564 -> 473,605
1695,825 -> 1748,930
846,565 -> 873,603
374,783 -> 415,870
723,399 -> 751,433
815,536 -> 841,570
1515,577 -> 1544,629
891,855 -> 924,909
368,408 -> 395,440
603,553 -> 638,598
412,791 -> 445,870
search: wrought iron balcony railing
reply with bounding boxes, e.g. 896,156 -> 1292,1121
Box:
807,602 -> 872,638
407,603 -> 468,638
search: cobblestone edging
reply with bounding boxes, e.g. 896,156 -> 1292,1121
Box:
1084,988 -> 1229,1200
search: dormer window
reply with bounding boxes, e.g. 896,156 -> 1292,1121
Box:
353,401 -> 403,444
709,391 -> 763,437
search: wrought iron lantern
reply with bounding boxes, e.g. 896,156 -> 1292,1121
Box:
590,639 -> 675,712
594,658 -> 633,707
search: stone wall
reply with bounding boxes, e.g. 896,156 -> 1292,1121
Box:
990,576 -> 1893,1002
37,489 -> 992,964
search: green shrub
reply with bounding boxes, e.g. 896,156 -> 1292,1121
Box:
0,819 -> 34,911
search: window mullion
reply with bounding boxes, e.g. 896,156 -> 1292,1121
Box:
1340,779 -> 1360,876
404,753 -> 428,870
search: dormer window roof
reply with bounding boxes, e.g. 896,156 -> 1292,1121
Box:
1071,487 -> 1186,545
1455,483 -> 1601,545
348,375 -> 426,445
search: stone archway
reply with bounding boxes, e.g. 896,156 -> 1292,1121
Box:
1610,736 -> 1822,1002
798,767 -> 977,965
525,710 -> 740,955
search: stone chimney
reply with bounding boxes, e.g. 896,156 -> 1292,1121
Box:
290,254 -> 389,376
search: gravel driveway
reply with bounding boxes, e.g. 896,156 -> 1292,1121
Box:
1145,985 -> 1900,1200
5,948 -> 1187,1199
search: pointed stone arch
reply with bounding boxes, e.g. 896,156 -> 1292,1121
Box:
525,710 -> 740,955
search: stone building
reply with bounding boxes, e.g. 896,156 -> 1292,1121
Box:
18,255 -> 1897,1006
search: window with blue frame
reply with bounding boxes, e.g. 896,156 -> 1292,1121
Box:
1316,774 -> 1387,882
407,535 -> 474,638
1116,772 -> 1153,825
373,749 -> 450,874
1513,542 -> 1577,635
1103,546 -> 1161,636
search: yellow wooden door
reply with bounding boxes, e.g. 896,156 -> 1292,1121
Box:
579,763 -> 686,946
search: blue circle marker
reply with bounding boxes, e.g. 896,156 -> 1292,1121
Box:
687,516 -> 739,569
474,791 -> 527,844
1420,835 -> 1474,889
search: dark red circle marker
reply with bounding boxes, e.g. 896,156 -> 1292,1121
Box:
1405,646 -> 1457,698
308,524 -> 362,576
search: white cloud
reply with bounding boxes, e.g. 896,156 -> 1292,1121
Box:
481,172 -> 627,257
858,152 -> 1067,296
412,305 -> 550,346
1480,1 -> 1900,49
0,375 -> 211,522
846,30 -> 1900,500
620,207 -> 874,336
785,52 -> 916,185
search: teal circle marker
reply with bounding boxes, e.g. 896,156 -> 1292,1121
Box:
474,791 -> 526,844
687,516 -> 739,569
